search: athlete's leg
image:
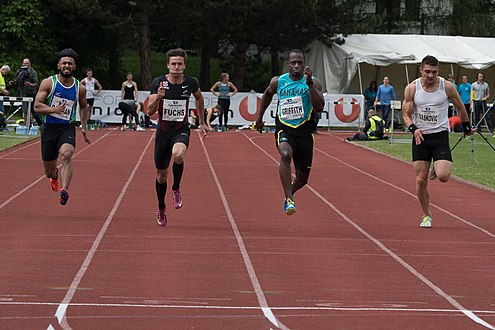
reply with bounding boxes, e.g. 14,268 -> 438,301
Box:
58,143 -> 75,190
432,159 -> 452,183
156,168 -> 169,209
171,142 -> 187,190
278,142 -> 294,199
292,170 -> 310,196
413,160 -> 431,216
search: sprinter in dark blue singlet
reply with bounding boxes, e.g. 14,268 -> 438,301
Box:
147,48 -> 209,226
255,49 -> 324,215
34,48 -> 90,205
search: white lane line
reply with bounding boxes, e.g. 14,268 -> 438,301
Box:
1,301 -> 495,314
0,139 -> 40,159
0,130 -> 113,211
51,133 -> 155,330
243,132 -> 495,330
199,132 -> 289,330
315,147 -> 495,238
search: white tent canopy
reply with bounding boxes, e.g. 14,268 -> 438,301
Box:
306,34 -> 495,98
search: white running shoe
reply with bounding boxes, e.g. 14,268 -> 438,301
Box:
420,215 -> 432,228
136,126 -> 145,131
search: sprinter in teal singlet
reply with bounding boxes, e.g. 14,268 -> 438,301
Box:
34,48 -> 90,206
255,49 -> 324,215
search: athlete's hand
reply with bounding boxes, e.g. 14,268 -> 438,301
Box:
254,118 -> 264,133
199,123 -> 209,138
463,126 -> 476,137
157,82 -> 166,97
51,104 -> 66,115
413,129 -> 424,145
81,129 -> 91,145
304,66 -> 313,84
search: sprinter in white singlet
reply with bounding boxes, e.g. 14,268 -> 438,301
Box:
402,55 -> 474,228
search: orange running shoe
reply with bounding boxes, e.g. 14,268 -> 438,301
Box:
50,178 -> 59,192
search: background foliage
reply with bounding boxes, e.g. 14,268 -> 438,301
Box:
1,0 -> 495,93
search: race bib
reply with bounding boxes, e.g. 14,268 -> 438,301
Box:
279,96 -> 304,120
50,96 -> 74,121
162,99 -> 187,122
416,105 -> 440,125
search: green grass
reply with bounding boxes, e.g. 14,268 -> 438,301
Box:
357,132 -> 495,189
0,129 -> 37,151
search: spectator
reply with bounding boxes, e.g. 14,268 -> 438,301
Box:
121,72 -> 139,128
80,68 -> 103,128
0,65 -> 10,124
457,74 -> 472,118
374,76 -> 397,130
190,104 -> 222,131
364,80 -> 378,110
363,80 -> 378,123
446,73 -> 458,117
10,58 -> 42,126
471,72 -> 492,132
448,115 -> 463,133
210,72 -> 238,130
118,100 -> 145,131
346,109 -> 386,141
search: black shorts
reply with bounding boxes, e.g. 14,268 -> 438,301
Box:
41,124 -> 76,161
87,98 -> 95,106
275,130 -> 314,172
412,130 -> 452,162
154,125 -> 190,170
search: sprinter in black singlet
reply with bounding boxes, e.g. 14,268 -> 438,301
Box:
147,48 -> 208,226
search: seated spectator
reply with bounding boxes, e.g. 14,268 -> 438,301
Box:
190,104 -> 222,131
346,109 -> 386,141
0,110 -> 7,131
449,115 -> 463,132
118,100 -> 145,131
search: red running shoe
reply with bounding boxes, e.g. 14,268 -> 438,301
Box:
50,178 -> 59,192
172,189 -> 182,209
59,189 -> 69,206
157,208 -> 167,226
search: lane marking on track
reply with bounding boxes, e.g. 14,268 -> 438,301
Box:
0,139 -> 40,159
314,147 -> 495,238
0,130 -> 113,211
51,133 -> 155,330
243,132 -> 495,330
1,301 -> 495,314
198,131 -> 289,330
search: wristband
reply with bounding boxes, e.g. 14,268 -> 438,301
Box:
408,124 -> 418,134
462,121 -> 471,133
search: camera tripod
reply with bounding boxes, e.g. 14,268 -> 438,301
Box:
470,102 -> 495,163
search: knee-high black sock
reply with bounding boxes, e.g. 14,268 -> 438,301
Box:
155,179 -> 167,209
172,162 -> 184,190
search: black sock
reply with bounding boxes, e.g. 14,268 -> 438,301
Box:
172,162 -> 184,190
155,179 -> 167,209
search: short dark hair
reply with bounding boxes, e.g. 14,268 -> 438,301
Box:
166,48 -> 187,64
58,48 -> 79,62
421,55 -> 438,67
287,49 -> 305,60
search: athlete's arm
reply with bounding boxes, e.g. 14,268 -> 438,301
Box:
445,80 -> 475,136
402,82 -> 423,145
78,84 -> 91,144
255,76 -> 278,132
120,82 -> 125,99
193,88 -> 208,136
133,82 -> 138,102
34,78 -> 65,115
210,81 -> 219,96
228,81 -> 238,97
94,79 -> 103,96
304,66 -> 324,112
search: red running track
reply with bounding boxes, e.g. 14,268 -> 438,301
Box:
0,128 -> 494,329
